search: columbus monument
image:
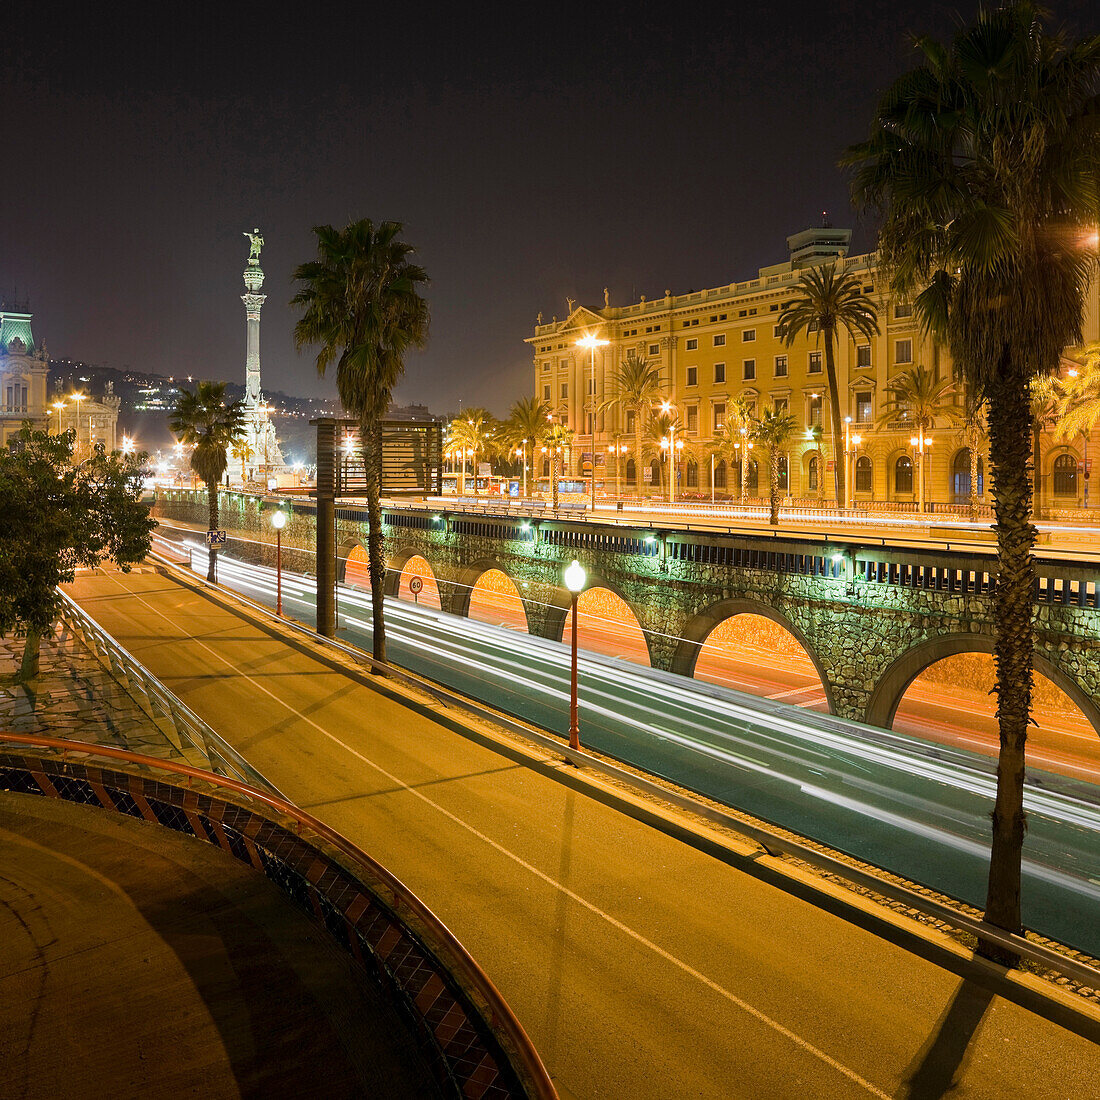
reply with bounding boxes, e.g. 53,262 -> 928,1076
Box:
239,228 -> 283,481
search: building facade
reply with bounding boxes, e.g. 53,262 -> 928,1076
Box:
0,307 -> 49,446
526,228 -> 1100,510
56,382 -> 121,455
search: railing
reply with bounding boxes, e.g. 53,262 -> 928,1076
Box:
0,734 -> 557,1100
56,589 -> 284,798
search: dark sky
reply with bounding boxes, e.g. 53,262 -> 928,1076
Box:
3,1 -> 1095,416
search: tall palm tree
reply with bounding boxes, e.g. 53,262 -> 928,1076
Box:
291,220 -> 430,664
602,352 -> 664,495
846,1 -> 1100,954
643,409 -> 682,494
232,439 -> 254,484
169,382 -> 246,583
709,398 -> 756,500
778,264 -> 880,506
506,395 -> 551,493
752,406 -> 798,525
876,365 -> 964,511
448,408 -> 497,494
545,423 -> 574,509
1053,344 -> 1100,443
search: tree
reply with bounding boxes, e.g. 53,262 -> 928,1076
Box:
957,402 -> 989,522
546,423 -> 574,509
876,365 -> 964,511
778,264 -> 880,506
602,353 -> 664,495
505,395 -> 551,493
169,382 -> 246,583
846,1 -> 1100,955
292,220 -> 430,664
752,407 -> 799,524
0,427 -> 154,681
709,398 -> 756,501
232,438 -> 255,484
1053,344 -> 1100,443
448,407 -> 497,494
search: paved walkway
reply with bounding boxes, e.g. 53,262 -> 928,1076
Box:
0,791 -> 439,1099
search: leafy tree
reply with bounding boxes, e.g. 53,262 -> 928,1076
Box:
752,407 -> 799,525
545,423 -> 574,509
292,220 -> 430,663
601,353 -> 664,494
778,264 -> 880,506
709,398 -> 757,500
1053,344 -> 1100,443
846,1 -> 1100,954
505,395 -> 551,492
232,438 -> 255,484
448,408 -> 497,494
169,382 -> 246,583
1028,376 -> 1062,519
0,427 -> 154,681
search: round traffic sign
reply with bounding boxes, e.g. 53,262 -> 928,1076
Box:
409,576 -> 424,594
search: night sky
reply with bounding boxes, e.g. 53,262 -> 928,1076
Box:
4,1 -> 1095,416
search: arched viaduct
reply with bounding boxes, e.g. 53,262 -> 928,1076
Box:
154,490 -> 1100,735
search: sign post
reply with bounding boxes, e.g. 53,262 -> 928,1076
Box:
409,575 -> 423,604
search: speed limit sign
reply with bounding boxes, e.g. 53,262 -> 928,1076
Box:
409,576 -> 423,602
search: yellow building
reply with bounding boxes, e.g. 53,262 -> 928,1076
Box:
526,227 -> 1100,512
0,308 -> 50,447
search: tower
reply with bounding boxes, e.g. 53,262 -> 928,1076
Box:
238,229 -> 283,481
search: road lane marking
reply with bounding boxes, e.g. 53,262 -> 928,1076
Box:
95,570 -> 894,1099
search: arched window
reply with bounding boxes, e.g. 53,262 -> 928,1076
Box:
808,454 -> 819,492
952,448 -> 984,501
895,454 -> 913,494
541,458 -> 550,477
746,459 -> 759,495
714,459 -> 727,489
649,459 -> 661,487
855,455 -> 872,493
1053,452 -> 1078,496
625,457 -> 636,485
777,455 -> 789,492
686,461 -> 698,488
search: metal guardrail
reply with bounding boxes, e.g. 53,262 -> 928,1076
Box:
146,544 -> 1100,992
0,733 -> 557,1100
56,588 -> 286,800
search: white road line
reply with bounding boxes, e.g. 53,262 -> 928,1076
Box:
98,570 -> 893,1099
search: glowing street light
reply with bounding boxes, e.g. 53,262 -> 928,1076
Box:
576,333 -> 610,512
910,431 -> 933,513
270,510 -> 287,615
51,399 -> 66,435
122,436 -> 135,455
563,558 -> 587,751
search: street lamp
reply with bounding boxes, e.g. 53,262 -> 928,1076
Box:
563,558 -> 587,751
271,510 -> 287,616
910,431 -> 932,513
737,426 -> 753,505
660,401 -> 679,503
51,400 -> 66,435
122,436 -> 135,455
516,443 -> 527,497
607,442 -> 627,500
576,334 -> 610,512
71,392 -> 85,452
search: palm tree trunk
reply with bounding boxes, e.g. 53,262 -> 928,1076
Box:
552,451 -> 560,509
19,624 -> 41,681
1032,423 -> 1043,520
982,363 -> 1036,963
823,326 -> 844,507
207,482 -> 218,583
969,446 -> 980,522
634,419 -> 644,498
769,447 -> 780,525
363,418 -> 387,665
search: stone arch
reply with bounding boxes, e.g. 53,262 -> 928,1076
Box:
449,557 -> 532,630
551,573 -> 654,666
670,597 -> 836,714
383,544 -> 437,598
865,633 -> 1100,736
338,537 -> 367,584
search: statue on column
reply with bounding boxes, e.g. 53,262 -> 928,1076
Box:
243,229 -> 264,263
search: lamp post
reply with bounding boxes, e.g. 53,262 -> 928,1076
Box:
608,442 -> 627,501
910,430 -> 932,513
563,558 -> 586,751
122,436 -> 135,455
51,400 -> 66,435
516,442 -> 527,497
271,510 -> 287,616
576,334 -> 610,512
660,401 -> 679,503
71,392 -> 85,453
849,432 -> 862,508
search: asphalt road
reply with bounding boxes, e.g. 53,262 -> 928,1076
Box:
170,541 -> 1100,959
65,567 -> 1100,1099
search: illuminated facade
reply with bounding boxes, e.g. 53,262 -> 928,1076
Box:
0,307 -> 49,446
526,228 -> 1100,509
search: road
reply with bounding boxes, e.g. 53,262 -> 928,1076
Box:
160,536 -> 1100,957
65,566 -> 1100,1099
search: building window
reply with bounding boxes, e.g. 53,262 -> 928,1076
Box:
808,351 -> 822,374
777,455 -> 789,492
626,410 -> 636,434
895,454 -> 914,494
895,302 -> 914,319
543,385 -> 551,400
714,363 -> 726,384
560,383 -> 568,399
686,338 -> 698,351
743,359 -> 756,380
895,339 -> 913,364
649,343 -> 660,356
1053,452 -> 1078,496
626,458 -> 636,485
587,377 -> 595,395
856,391 -> 872,422
774,355 -> 788,377
857,344 -> 871,368
742,329 -> 756,343
952,448 -> 985,500
686,406 -> 698,433
686,366 -> 698,387
560,358 -> 570,371
774,397 -> 788,415
808,395 -> 823,427
808,455 -> 819,492
713,334 -> 726,347
542,361 -> 551,371
773,324 -> 783,338
713,403 -> 726,431
686,461 -> 698,488
746,459 -> 759,495
855,455 -> 872,493
714,459 -> 727,489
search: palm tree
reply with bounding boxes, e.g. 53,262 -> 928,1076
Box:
643,409 -> 681,495
846,2 -> 1100,954
169,382 -> 246,583
291,220 -> 429,664
603,353 -> 664,495
957,402 -> 989,522
232,439 -> 254,484
709,398 -> 756,501
752,407 -> 798,525
506,395 -> 551,494
1029,376 -> 1062,519
1053,344 -> 1100,446
875,365 -> 964,512
546,423 -> 574,509
778,264 -> 880,506
448,408 -> 497,494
